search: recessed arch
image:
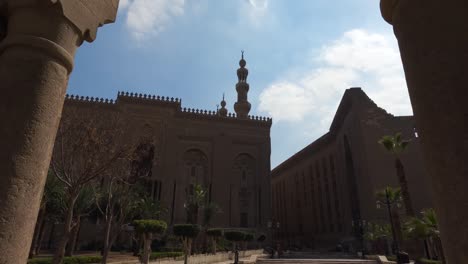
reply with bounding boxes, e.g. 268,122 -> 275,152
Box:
182,149 -> 209,187
232,153 -> 257,228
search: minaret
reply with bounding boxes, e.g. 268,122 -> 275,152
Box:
219,93 -> 228,117
234,51 -> 251,119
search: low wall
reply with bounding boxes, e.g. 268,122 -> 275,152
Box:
365,255 -> 396,264
150,249 -> 264,264
256,260 -> 378,264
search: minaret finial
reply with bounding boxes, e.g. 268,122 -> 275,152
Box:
241,50 -> 244,59
219,93 -> 228,117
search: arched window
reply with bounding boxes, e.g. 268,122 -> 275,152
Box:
233,154 -> 256,186
183,149 -> 209,186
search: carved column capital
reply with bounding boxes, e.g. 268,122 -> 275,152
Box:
4,0 -> 119,43
51,0 -> 119,42
380,0 -> 399,24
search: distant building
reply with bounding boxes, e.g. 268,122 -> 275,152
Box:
271,88 -> 433,249
42,55 -> 272,250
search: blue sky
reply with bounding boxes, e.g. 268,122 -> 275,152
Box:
68,0 -> 412,168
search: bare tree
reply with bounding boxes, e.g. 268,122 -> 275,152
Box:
96,141 -> 163,264
50,109 -> 130,264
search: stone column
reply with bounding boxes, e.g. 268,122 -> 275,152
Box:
0,1 -> 118,263
380,1 -> 468,263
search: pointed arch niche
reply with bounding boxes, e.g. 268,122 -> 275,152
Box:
232,153 -> 257,228
183,149 -> 209,194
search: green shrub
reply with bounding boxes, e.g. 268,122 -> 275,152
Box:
149,252 -> 184,260
134,219 -> 167,234
27,258 -> 51,264
224,230 -> 246,242
418,258 -> 442,264
28,256 -> 102,264
159,247 -> 184,252
386,255 -> 397,261
173,224 -> 201,238
217,237 -> 232,251
206,228 -> 223,237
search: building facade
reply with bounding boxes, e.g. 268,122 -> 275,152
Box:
271,87 -> 433,250
42,56 -> 272,250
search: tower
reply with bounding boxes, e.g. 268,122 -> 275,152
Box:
219,93 -> 228,117
234,51 -> 251,119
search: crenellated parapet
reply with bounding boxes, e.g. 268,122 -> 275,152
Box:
116,91 -> 182,105
66,94 -> 115,104
178,107 -> 272,126
65,91 -> 272,127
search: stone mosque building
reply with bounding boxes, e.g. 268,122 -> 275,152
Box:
42,55 -> 272,248
43,55 -> 432,252
271,88 -> 434,249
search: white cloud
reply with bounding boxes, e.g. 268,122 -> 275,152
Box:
119,0 -> 130,10
120,0 -> 185,41
259,29 -> 411,131
242,0 -> 269,28
247,0 -> 268,9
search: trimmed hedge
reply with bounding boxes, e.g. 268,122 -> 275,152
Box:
149,252 -> 184,260
173,224 -> 201,238
28,256 -> 102,264
134,219 -> 167,234
244,233 -> 254,241
206,228 -> 223,237
224,230 -> 245,242
418,259 -> 442,264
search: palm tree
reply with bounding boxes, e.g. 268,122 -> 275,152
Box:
184,184 -> 206,224
379,133 -> 414,216
376,187 -> 404,250
364,222 -> 392,255
203,202 -> 221,228
405,209 -> 445,262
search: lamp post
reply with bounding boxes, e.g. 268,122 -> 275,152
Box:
267,220 -> 281,258
376,188 -> 405,263
351,219 -> 368,258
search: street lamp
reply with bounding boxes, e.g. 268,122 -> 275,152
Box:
351,219 -> 368,258
267,220 -> 281,258
376,188 -> 407,264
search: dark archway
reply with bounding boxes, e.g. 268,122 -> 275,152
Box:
343,136 -> 361,226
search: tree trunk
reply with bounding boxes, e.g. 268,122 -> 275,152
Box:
65,217 -> 81,256
36,219 -> 47,255
52,194 -> 78,264
141,233 -> 152,264
212,237 -> 217,254
234,242 -> 239,264
395,158 -> 415,216
132,234 -> 141,256
392,208 -> 403,244
183,238 -> 192,264
423,239 -> 430,259
435,237 -> 446,264
101,216 -> 113,264
48,222 -> 56,250
184,241 -> 188,264
29,206 -> 46,258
